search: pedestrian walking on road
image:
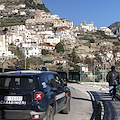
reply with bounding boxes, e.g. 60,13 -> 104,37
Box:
106,66 -> 120,100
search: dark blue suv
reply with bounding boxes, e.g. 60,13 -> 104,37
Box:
0,70 -> 71,120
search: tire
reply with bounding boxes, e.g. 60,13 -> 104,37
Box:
62,98 -> 70,114
43,105 -> 54,120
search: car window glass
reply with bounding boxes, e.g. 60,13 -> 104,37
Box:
0,77 -> 39,90
47,74 -> 56,88
0,78 -> 6,87
15,78 -> 20,85
4,78 -> 11,87
54,74 -> 62,87
43,75 -> 48,83
28,78 -> 34,83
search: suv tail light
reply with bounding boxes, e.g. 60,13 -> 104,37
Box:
34,115 -> 40,119
35,92 -> 44,100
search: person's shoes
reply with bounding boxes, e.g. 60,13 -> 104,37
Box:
112,97 -> 116,101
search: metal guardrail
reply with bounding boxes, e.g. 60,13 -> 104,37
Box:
58,71 -> 107,83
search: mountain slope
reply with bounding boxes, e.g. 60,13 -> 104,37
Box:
108,21 -> 120,36
0,0 -> 50,27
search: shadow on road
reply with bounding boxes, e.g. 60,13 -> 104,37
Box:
72,97 -> 92,101
88,91 -> 101,120
72,91 -> 102,120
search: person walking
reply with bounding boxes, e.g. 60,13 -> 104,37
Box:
106,66 -> 120,100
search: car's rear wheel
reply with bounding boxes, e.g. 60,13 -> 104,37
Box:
43,105 -> 54,120
62,98 -> 70,114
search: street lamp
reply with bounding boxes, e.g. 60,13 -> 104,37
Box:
64,38 -> 69,81
25,48 -> 27,70
77,63 -> 83,83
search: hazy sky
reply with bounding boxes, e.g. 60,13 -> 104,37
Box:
42,0 -> 120,28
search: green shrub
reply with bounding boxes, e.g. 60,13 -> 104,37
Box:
117,85 -> 120,93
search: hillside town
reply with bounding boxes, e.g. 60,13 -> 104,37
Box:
0,1 -> 120,72
1,1 -> 120,120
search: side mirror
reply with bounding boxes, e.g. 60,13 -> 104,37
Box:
63,81 -> 67,86
61,78 -> 67,86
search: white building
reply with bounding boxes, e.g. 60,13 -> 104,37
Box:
0,34 -> 6,56
20,11 -> 26,16
77,63 -> 88,72
39,44 -> 55,50
0,34 -> 14,60
39,31 -> 54,35
80,20 -> 97,32
7,33 -> 24,45
98,27 -> 116,37
17,25 -> 26,31
12,9 -> 18,14
43,35 -> 60,45
21,45 -> 42,58
98,27 -> 111,32
51,14 -> 60,19
25,32 -> 42,44
61,19 -> 73,28
25,47 -> 41,58
0,4 -> 5,10
53,58 -> 67,64
115,51 -> 120,61
56,28 -> 71,39
18,4 -> 26,8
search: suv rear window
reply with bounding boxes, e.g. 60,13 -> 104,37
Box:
0,76 -> 39,90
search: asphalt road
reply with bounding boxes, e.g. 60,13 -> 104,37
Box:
55,83 -> 120,120
54,87 -> 93,120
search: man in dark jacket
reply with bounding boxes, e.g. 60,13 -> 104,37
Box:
106,66 -> 120,100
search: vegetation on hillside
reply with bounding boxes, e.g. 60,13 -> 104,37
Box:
25,0 -> 50,12
41,49 -> 50,55
8,45 -> 44,69
55,42 -> 64,53
0,0 -> 50,27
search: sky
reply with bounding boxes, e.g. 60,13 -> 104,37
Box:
42,0 -> 120,28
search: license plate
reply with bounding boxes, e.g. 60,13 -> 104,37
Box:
4,96 -> 23,101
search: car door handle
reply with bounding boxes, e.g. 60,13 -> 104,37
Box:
51,88 -> 57,92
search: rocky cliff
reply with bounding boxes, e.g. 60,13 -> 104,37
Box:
108,21 -> 120,36
0,0 -> 50,27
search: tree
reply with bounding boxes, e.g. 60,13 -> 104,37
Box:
70,48 -> 80,64
14,46 -> 24,59
55,42 -> 64,53
73,65 -> 80,71
41,49 -> 49,55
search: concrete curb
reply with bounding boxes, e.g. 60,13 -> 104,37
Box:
68,83 -> 109,120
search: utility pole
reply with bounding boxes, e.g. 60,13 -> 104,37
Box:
25,48 -> 27,70
94,62 -> 96,83
104,62 -> 107,88
65,38 -> 69,81
2,53 -> 5,73
25,56 -> 26,70
80,65 -> 82,83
